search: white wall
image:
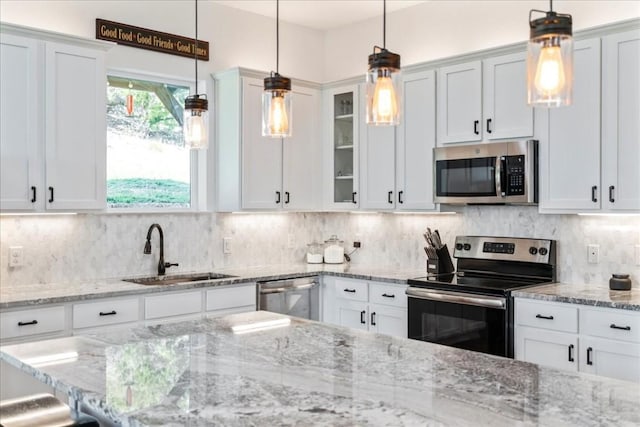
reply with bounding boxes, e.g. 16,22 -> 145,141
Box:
323,0 -> 640,81
0,0 -> 325,82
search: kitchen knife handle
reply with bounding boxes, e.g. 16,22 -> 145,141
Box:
486,118 -> 492,133
591,186 -> 598,203
568,344 -> 574,362
608,186 -> 615,203
31,186 -> 37,203
360,310 -> 366,324
398,191 -> 404,204
388,191 -> 393,204
586,347 -> 593,365
473,120 -> 479,135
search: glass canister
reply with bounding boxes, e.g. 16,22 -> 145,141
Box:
323,235 -> 345,264
306,242 -> 324,264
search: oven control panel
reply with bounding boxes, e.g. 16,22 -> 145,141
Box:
453,236 -> 554,264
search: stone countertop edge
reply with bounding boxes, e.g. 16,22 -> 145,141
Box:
0,265 -> 421,310
512,282 -> 640,312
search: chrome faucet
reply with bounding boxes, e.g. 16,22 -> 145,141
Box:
144,223 -> 179,276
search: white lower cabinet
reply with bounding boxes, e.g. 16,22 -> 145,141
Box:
515,298 -> 640,382
205,283 -> 256,316
145,290 -> 203,322
73,297 -> 140,330
0,306 -> 68,342
324,277 -> 407,338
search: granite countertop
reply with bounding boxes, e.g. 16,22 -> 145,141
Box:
513,282 -> 640,311
1,311 -> 638,427
0,264 -> 426,309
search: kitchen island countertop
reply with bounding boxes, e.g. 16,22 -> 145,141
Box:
1,311 -> 638,426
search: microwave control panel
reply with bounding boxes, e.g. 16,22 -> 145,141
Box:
505,155 -> 525,195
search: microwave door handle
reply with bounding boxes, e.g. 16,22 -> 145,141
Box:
498,156 -> 507,198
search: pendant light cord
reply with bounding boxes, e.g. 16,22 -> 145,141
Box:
194,0 -> 199,94
383,0 -> 386,49
549,0 -> 553,12
276,0 -> 280,73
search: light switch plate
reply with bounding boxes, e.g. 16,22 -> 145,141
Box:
223,237 -> 232,254
587,244 -> 599,264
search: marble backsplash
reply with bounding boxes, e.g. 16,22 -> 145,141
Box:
0,207 -> 638,287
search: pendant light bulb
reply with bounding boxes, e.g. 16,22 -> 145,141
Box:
263,0 -> 292,138
366,0 -> 402,126
184,0 -> 209,149
527,0 -> 573,107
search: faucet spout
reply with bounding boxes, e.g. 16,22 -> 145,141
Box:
144,223 -> 176,276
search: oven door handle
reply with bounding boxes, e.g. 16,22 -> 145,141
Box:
406,287 -> 506,310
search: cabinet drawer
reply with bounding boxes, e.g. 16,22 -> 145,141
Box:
334,278 -> 368,302
515,299 -> 578,333
145,291 -> 202,320
580,308 -> 640,343
369,282 -> 408,308
206,284 -> 255,312
1,306 -> 66,339
73,298 -> 139,329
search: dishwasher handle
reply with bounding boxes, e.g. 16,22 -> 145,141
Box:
259,281 -> 319,295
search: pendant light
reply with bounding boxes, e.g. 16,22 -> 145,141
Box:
366,0 -> 401,126
262,0 -> 292,138
527,0 -> 573,107
183,0 -> 209,149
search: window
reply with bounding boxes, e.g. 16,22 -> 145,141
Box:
106,73 -> 195,210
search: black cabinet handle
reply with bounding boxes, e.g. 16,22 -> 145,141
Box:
568,344 -> 574,362
285,191 -> 290,204
610,324 -> 631,331
473,120 -> 479,135
535,314 -> 554,320
609,186 -> 615,203
360,310 -> 366,324
351,192 -> 357,204
31,186 -> 36,203
486,118 -> 492,133
99,310 -> 117,316
388,191 -> 393,204
586,347 -> 593,365
18,320 -> 38,326
371,312 -> 377,326
343,288 -> 356,293
275,191 -> 281,204
48,186 -> 54,203
398,191 -> 404,204
382,293 -> 395,298
591,186 -> 598,203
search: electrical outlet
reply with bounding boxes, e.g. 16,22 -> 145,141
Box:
9,246 -> 24,267
287,233 -> 295,249
587,244 -> 599,264
223,237 -> 232,254
635,245 -> 640,266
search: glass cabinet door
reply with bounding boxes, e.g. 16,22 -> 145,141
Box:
333,91 -> 356,204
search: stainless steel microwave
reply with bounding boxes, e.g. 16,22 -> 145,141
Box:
433,140 -> 538,205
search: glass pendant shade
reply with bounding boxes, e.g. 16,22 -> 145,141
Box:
262,73 -> 292,138
366,49 -> 402,125
527,8 -> 573,107
184,94 -> 209,149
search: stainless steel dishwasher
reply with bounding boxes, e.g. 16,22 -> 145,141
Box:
257,277 -> 319,321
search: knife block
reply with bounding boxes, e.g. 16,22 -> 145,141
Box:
426,245 -> 455,275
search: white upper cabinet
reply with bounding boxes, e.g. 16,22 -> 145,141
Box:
0,34 -> 40,211
215,69 -> 321,212
539,39 -> 602,213
602,30 -> 640,211
482,52 -> 533,140
396,69 -> 437,211
437,54 -> 534,145
0,25 -> 110,212
437,61 -> 483,144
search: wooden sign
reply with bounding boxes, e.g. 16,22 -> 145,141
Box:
96,19 -> 209,61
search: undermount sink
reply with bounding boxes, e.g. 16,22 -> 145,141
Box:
124,272 -> 237,286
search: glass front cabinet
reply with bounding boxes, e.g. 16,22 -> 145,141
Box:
324,85 -> 359,209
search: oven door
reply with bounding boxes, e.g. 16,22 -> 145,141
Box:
406,287 -> 508,357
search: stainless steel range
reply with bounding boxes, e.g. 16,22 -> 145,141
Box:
407,236 -> 556,358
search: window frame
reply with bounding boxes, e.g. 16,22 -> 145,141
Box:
105,68 -> 209,213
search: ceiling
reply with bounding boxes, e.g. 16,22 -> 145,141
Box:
214,0 -> 427,31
